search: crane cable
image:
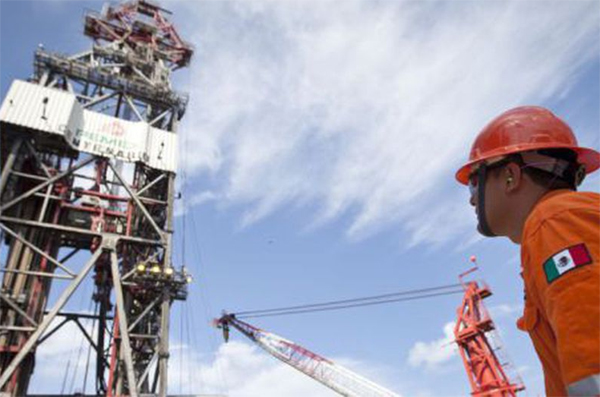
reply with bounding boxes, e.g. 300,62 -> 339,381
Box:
82,300 -> 99,393
233,283 -> 464,319
178,103 -> 229,395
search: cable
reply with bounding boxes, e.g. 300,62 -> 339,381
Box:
234,283 -> 463,317
236,289 -> 464,319
179,303 -> 184,395
60,359 -> 71,395
82,301 -> 99,393
176,101 -> 229,395
184,301 -> 195,394
189,200 -> 230,395
69,280 -> 94,393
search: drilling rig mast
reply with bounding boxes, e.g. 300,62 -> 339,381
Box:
0,1 -> 193,395
454,262 -> 525,397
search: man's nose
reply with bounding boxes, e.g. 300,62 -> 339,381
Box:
469,193 -> 476,207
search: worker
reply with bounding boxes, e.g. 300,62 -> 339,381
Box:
455,106 -> 600,396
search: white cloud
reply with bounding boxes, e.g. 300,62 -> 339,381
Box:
488,303 -> 523,319
403,199 -> 477,248
174,0 -> 598,245
28,317 -> 96,394
169,340 -> 404,397
169,340 -> 335,396
30,331 -> 400,396
407,322 -> 458,370
28,324 -> 335,395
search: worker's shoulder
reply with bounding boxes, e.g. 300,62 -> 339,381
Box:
524,190 -> 599,237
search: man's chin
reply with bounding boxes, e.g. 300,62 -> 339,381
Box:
477,222 -> 497,238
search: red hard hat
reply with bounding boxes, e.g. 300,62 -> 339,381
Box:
456,106 -> 600,185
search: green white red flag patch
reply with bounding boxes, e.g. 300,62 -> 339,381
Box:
544,243 -> 592,283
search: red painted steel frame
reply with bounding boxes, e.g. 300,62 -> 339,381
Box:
454,271 -> 524,397
85,0 -> 193,68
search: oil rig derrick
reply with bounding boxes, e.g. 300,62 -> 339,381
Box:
0,0 -> 193,395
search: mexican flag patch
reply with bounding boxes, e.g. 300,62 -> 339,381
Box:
543,243 -> 593,283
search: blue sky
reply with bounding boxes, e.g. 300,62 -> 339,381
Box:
1,0 -> 599,396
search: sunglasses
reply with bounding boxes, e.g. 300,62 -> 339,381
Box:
468,157 -> 512,196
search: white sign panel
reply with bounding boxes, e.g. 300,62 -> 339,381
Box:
0,80 -> 178,172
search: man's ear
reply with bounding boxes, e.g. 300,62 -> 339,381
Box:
504,162 -> 521,192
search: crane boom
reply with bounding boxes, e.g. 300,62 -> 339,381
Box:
454,263 -> 525,396
215,314 -> 399,397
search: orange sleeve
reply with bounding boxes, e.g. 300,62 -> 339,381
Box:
523,206 -> 600,387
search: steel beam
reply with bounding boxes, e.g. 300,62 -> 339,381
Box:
32,192 -> 62,201
24,140 -> 52,178
137,173 -> 166,196
108,161 -> 164,241
73,172 -> 122,186
120,267 -> 137,282
0,215 -> 98,235
124,94 -> 144,122
0,216 -> 162,246
137,352 -> 158,389
157,119 -> 178,397
158,294 -> 171,397
82,91 -> 118,109
0,246 -> 104,388
38,70 -> 50,86
128,295 -> 161,332
51,310 -> 113,321
130,334 -> 159,339
68,49 -> 92,61
139,197 -> 168,206
0,325 -> 35,332
59,248 -> 80,263
0,156 -> 95,212
0,294 -> 38,326
132,66 -> 155,88
0,138 -> 23,198
36,317 -> 69,344
109,251 -> 139,397
0,224 -> 75,277
9,171 -> 48,182
149,109 -> 171,127
73,318 -> 100,353
37,185 -> 54,222
0,268 -> 73,280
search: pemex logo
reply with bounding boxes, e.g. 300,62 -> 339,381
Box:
102,120 -> 125,137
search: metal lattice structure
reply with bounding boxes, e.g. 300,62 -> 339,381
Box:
216,314 -> 399,397
0,1 -> 193,395
454,265 -> 525,397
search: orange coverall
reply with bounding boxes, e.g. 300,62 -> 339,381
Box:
517,189 -> 600,396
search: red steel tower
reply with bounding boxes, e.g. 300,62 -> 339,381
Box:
454,261 -> 525,397
0,1 -> 193,395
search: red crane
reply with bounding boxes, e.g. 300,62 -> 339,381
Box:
454,258 -> 525,396
213,262 -> 525,396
